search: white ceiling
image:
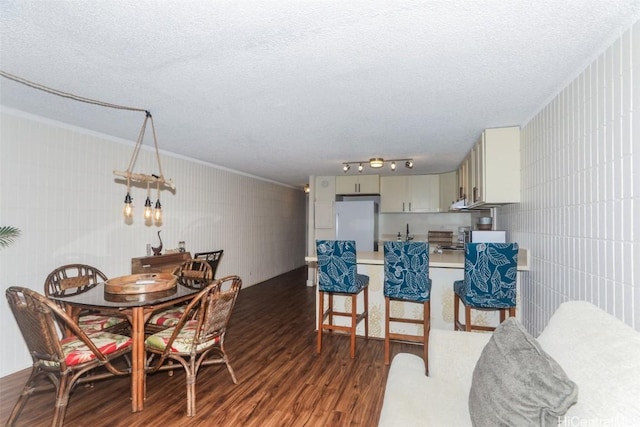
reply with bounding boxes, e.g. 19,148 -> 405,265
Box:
1,1 -> 639,189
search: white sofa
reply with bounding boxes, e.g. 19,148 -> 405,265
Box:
378,301 -> 640,426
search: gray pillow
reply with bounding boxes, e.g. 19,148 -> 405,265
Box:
469,318 -> 578,427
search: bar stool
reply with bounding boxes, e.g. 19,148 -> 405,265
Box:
316,240 -> 369,359
454,242 -> 519,331
383,241 -> 431,371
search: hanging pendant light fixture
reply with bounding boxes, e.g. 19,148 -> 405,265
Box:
113,111 -> 175,224
123,184 -> 134,218
143,182 -> 153,221
153,181 -> 163,223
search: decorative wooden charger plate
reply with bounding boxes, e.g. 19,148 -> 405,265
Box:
105,273 -> 177,295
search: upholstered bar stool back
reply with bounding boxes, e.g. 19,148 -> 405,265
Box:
316,240 -> 369,359
383,241 -> 431,372
453,242 -> 519,332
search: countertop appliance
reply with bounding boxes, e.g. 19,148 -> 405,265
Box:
335,200 -> 378,251
471,230 -> 506,243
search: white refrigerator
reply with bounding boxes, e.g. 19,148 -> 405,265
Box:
335,200 -> 378,251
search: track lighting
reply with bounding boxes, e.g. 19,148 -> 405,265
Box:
341,158 -> 414,173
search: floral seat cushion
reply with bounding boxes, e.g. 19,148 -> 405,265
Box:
454,242 -> 519,309
148,306 -> 186,328
78,314 -> 127,333
145,320 -> 221,353
45,332 -> 132,367
316,240 -> 369,293
384,241 -> 431,302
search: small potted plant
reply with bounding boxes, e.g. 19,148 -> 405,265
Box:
0,226 -> 21,249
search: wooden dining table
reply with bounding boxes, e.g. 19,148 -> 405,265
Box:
50,281 -> 202,412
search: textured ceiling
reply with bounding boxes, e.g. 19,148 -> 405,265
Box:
1,1 -> 639,189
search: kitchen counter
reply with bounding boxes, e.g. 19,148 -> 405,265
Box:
305,248 -> 529,270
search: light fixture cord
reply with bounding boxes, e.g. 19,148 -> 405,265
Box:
0,70 -> 147,112
126,112 -> 149,174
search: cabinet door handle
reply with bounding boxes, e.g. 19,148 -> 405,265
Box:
459,186 -> 463,199
409,202 -> 412,212
402,202 -> 405,212
473,187 -> 478,202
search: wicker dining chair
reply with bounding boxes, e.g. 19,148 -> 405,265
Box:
145,275 -> 242,416
5,287 -> 132,427
146,259 -> 214,334
44,264 -> 128,334
194,250 -> 224,279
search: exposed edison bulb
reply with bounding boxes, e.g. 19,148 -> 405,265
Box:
343,164 -> 350,172
123,192 -> 133,218
144,197 -> 153,220
358,163 -> 363,172
154,199 -> 163,222
391,161 -> 396,171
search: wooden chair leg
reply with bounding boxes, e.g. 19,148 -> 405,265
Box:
327,293 -> 334,335
350,294 -> 357,359
52,374 -> 72,427
454,293 -> 460,331
509,307 -> 516,318
384,297 -> 391,365
500,308 -> 506,322
465,305 -> 472,332
364,286 -> 369,339
186,372 -> 196,416
317,290 -> 324,354
424,301 -> 430,375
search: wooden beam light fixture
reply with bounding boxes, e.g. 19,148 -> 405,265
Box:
113,111 -> 175,224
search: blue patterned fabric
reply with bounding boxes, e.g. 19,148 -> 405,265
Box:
384,241 -> 431,302
316,240 -> 369,293
454,243 -> 519,309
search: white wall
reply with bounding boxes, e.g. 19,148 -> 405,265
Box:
500,20 -> 639,335
0,109 -> 307,376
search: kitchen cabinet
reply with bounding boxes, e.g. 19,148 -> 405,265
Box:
335,175 -> 379,195
439,170 -> 458,212
457,156 -> 470,204
380,175 -> 440,213
461,126 -> 520,207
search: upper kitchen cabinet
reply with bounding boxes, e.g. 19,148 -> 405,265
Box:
335,175 -> 379,195
465,126 -> 520,207
438,170 -> 459,212
380,175 -> 440,213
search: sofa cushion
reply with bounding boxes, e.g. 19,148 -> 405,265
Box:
378,353 -> 473,427
469,318 -> 578,427
537,301 -> 640,424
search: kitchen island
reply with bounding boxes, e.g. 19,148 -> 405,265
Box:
305,248 -> 529,337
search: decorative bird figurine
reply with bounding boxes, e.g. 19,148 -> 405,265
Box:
152,230 -> 163,256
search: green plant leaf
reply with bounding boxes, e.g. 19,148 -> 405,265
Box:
0,226 -> 21,249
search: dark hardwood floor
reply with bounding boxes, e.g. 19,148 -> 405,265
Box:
1,267 -> 422,426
